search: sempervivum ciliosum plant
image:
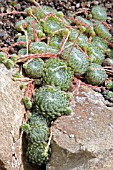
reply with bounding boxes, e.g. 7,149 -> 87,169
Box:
87,44 -> 105,65
15,20 -> 28,32
25,16 -> 34,24
42,15 -> 64,35
49,35 -> 63,49
26,141 -> 51,165
94,22 -> 112,40
61,46 -> 89,76
23,58 -> 44,78
85,63 -> 107,86
29,42 -> 48,54
21,114 -> 49,143
0,52 -> 7,63
75,16 -> 95,36
18,48 -> 27,55
36,5 -> 57,19
91,36 -> 108,51
91,5 -> 107,21
43,58 -> 73,91
69,29 -> 88,50
33,86 -> 72,119
27,23 -> 45,41
17,35 -> 27,47
21,113 -> 51,165
0,1 -> 113,166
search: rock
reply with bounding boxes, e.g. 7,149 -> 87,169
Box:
48,85 -> 113,170
0,65 -> 33,170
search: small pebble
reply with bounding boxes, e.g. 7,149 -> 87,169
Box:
69,134 -> 74,138
109,98 -> 113,102
106,101 -> 113,107
88,117 -> 92,121
76,3 -> 80,8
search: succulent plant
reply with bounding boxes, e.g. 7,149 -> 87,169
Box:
94,22 -> 112,40
29,42 -> 47,54
69,29 -> 88,50
91,36 -> 108,51
47,46 -> 59,54
61,47 -> 89,76
24,6 -> 37,16
87,45 -> 105,64
49,35 -> 62,49
27,113 -> 48,127
23,58 -> 44,78
21,113 -> 50,165
91,5 -> 107,21
33,86 -> 71,119
24,6 -> 36,15
18,48 -> 27,55
15,20 -> 28,32
43,58 -> 73,91
23,96 -> 32,109
75,16 -> 95,36
0,52 -> 7,63
43,15 -> 64,35
85,63 -> 107,85
27,23 -> 44,41
26,141 -> 51,165
4,59 -> 14,69
105,79 -> 113,90
22,114 -> 49,142
36,6 -> 57,19
76,16 -> 93,27
17,35 -> 26,47
107,91 -> 113,98
10,54 -> 18,62
25,16 -> 35,24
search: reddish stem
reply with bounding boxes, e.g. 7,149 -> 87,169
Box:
25,80 -> 35,100
8,42 -> 26,51
0,11 -> 26,17
18,53 -> 56,62
31,20 -> 40,42
107,41 -> 113,48
65,16 -> 91,29
72,77 -> 102,93
25,110 -> 30,122
101,21 -> 112,30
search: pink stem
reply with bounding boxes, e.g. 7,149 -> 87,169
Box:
31,21 -> 39,42
65,16 -> 91,29
8,42 -> 26,51
18,53 -> 56,62
0,11 -> 26,17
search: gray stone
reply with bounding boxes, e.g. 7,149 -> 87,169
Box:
48,85 -> 113,170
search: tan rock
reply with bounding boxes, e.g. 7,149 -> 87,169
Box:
48,85 -> 113,170
0,65 -> 33,170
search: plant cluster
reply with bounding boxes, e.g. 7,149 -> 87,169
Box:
21,114 -> 51,165
0,0 -> 113,165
